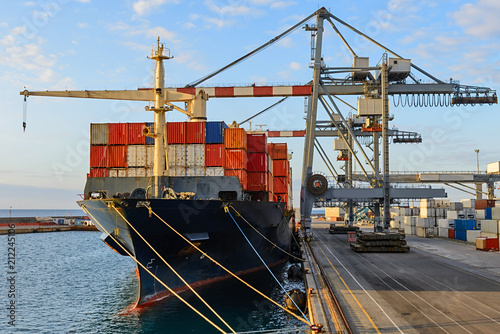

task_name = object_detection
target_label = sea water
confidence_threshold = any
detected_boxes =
[0,229,308,333]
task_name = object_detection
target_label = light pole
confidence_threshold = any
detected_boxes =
[474,149,480,173]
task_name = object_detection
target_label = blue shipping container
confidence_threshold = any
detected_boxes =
[205,121,228,144]
[145,122,155,145]
[455,229,467,241]
[485,207,492,220]
[454,219,478,230]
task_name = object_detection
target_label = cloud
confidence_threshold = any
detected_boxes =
[270,1,297,9]
[108,21,179,44]
[133,0,180,16]
[23,1,36,6]
[77,22,88,28]
[204,0,263,17]
[289,61,301,70]
[450,0,500,38]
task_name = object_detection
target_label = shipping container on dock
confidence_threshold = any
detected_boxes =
[476,237,499,251]
[186,122,205,144]
[107,146,127,168]
[108,123,127,145]
[448,229,455,239]
[90,146,108,168]
[90,123,108,145]
[225,149,247,170]
[167,122,186,144]
[225,169,247,190]
[247,152,267,172]
[224,128,247,149]
[455,229,467,241]
[205,121,227,144]
[247,172,268,192]
[205,144,225,167]
[247,133,267,153]
[268,143,287,160]
[127,123,146,145]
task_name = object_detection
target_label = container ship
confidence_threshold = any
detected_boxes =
[76,41,295,306]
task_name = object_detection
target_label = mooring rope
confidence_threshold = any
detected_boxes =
[110,205,236,334]
[228,205,303,261]
[145,204,311,325]
[226,209,311,325]
[80,204,229,334]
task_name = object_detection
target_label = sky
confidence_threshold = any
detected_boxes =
[0,0,499,209]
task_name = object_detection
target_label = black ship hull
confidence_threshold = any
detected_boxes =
[79,198,292,306]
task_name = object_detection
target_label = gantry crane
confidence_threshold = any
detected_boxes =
[21,8,497,236]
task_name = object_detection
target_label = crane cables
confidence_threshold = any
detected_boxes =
[238,97,288,127]
[186,11,318,87]
[392,93,451,108]
[225,208,312,325]
[110,204,236,334]
[80,204,232,334]
[145,204,312,325]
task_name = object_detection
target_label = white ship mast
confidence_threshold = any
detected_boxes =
[21,38,209,199]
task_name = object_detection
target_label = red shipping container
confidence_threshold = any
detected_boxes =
[90,146,108,168]
[205,144,225,167]
[127,123,146,145]
[448,229,455,239]
[225,149,247,170]
[225,169,247,190]
[268,143,287,160]
[109,123,127,145]
[273,176,288,194]
[273,193,288,203]
[272,160,288,176]
[268,172,274,194]
[224,128,247,149]
[247,172,268,191]
[247,153,267,172]
[476,237,499,251]
[186,122,205,144]
[247,133,267,153]
[90,168,108,177]
[108,146,127,167]
[167,122,186,144]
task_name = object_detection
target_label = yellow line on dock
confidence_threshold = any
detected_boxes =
[318,245,381,334]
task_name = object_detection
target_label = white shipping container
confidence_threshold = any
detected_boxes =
[186,167,205,176]
[325,207,345,218]
[205,167,225,177]
[169,166,186,176]
[438,218,449,228]
[146,168,153,177]
[447,211,458,219]
[491,207,500,220]
[109,169,118,177]
[481,220,499,234]
[127,145,147,167]
[448,219,455,228]
[480,231,498,239]
[487,161,500,174]
[146,146,154,168]
[186,144,205,167]
[90,123,108,145]
[476,210,486,220]
[461,199,475,209]
[438,228,449,238]
[118,169,128,177]
[464,208,475,219]
[466,230,481,244]
[168,145,186,167]
[412,208,420,216]
[436,208,445,218]
[404,224,413,235]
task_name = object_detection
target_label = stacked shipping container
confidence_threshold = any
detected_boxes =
[89,122,292,204]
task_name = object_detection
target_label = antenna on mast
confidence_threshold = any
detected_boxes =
[23,87,27,132]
